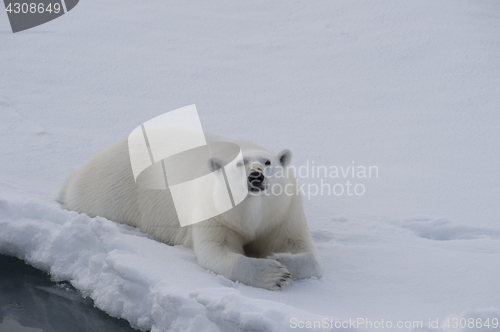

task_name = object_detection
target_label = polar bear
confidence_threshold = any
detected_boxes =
[60,133,322,290]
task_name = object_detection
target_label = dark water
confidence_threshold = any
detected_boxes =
[0,254,138,332]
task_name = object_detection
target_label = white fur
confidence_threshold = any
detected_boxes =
[60,133,322,290]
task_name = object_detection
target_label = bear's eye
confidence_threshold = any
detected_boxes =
[237,162,243,167]
[265,160,271,166]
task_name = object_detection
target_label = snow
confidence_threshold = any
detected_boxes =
[0,197,346,331]
[1,0,499,331]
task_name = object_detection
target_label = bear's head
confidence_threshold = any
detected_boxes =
[207,147,295,232]
[207,148,293,197]
[240,149,292,196]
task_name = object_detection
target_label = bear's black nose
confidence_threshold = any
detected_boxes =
[248,171,265,188]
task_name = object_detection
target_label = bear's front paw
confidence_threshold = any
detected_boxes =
[268,252,322,279]
[254,259,291,291]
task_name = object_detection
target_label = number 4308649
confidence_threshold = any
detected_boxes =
[443,317,498,329]
[5,3,62,14]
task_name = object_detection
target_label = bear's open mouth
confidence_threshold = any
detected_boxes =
[248,170,265,193]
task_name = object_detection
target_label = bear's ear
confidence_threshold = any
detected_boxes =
[207,157,225,172]
[277,149,292,167]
